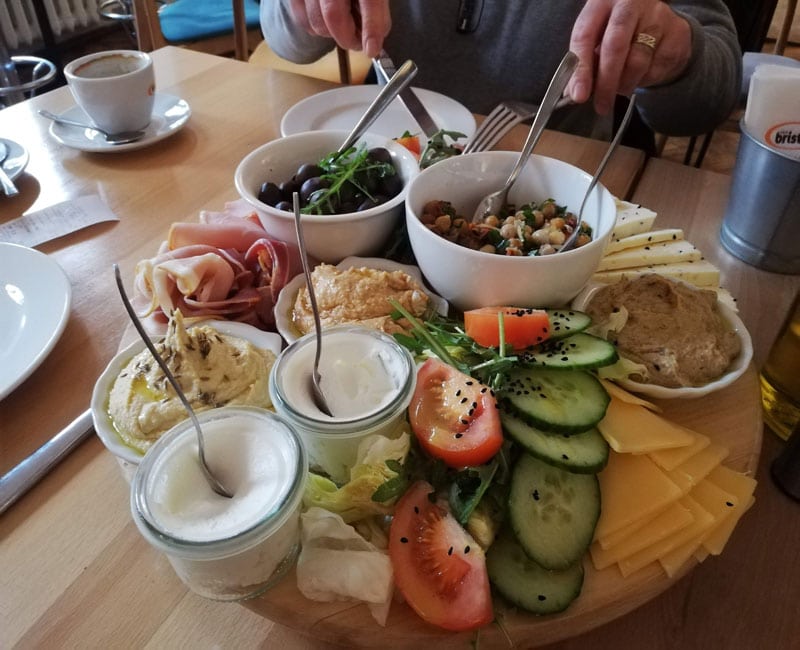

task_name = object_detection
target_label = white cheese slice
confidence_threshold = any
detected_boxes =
[605,228,684,255]
[597,240,703,271]
[611,200,658,239]
[592,260,721,288]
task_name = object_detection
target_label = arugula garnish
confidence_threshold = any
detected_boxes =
[419,129,467,169]
[302,144,397,215]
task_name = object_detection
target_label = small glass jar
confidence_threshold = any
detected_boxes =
[270,325,416,484]
[130,406,307,601]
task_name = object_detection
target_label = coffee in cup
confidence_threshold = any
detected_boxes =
[64,50,155,134]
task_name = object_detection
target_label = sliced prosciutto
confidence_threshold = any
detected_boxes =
[133,205,300,331]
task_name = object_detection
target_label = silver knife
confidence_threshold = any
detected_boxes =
[373,50,440,138]
[0,409,94,515]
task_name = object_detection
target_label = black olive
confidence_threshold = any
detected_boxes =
[378,174,403,198]
[300,177,331,203]
[274,200,293,212]
[279,179,300,200]
[295,163,325,185]
[339,201,357,213]
[257,181,282,206]
[367,147,393,165]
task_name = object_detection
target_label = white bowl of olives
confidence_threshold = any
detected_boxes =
[235,130,420,263]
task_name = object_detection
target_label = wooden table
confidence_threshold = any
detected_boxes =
[1,47,798,650]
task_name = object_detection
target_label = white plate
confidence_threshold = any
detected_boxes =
[0,243,72,400]
[47,92,191,153]
[275,256,449,344]
[280,85,476,144]
[91,320,283,467]
[571,281,753,399]
[0,138,29,182]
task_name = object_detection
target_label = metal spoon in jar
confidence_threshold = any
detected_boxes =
[113,264,234,499]
[471,51,579,223]
[38,109,146,145]
[559,94,637,253]
[292,192,333,417]
[337,59,418,154]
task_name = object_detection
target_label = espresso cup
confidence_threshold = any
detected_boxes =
[64,50,155,134]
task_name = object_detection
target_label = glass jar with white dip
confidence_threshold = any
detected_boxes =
[130,406,307,601]
[269,325,416,484]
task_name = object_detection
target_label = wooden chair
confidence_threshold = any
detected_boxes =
[131,0,262,61]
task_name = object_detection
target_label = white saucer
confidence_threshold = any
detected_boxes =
[0,243,72,400]
[0,138,29,182]
[47,92,191,153]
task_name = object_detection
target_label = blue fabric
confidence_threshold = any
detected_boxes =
[160,0,261,43]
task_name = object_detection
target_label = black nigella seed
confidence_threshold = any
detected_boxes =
[448,546,453,556]
[726,501,734,507]
[466,381,474,385]
[532,489,540,501]
[455,433,463,439]
[461,418,469,425]
[562,454,569,460]
[400,537,408,544]
[538,595,546,601]
[414,506,419,514]
[481,387,487,393]
[456,389,462,397]
[464,545,471,554]
[461,397,468,404]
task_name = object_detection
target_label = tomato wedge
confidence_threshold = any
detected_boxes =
[394,132,421,158]
[409,358,503,468]
[389,481,493,631]
[464,306,551,350]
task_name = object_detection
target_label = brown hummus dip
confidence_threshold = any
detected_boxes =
[584,274,741,388]
[292,264,430,335]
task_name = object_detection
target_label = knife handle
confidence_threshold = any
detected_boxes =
[457,0,484,33]
[0,409,94,515]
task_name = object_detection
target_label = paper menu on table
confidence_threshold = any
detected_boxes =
[743,64,800,160]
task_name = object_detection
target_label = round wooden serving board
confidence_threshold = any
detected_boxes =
[245,366,762,648]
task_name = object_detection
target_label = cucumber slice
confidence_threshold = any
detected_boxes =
[487,529,584,615]
[500,412,609,474]
[545,309,592,341]
[520,332,618,370]
[500,367,610,433]
[508,453,600,570]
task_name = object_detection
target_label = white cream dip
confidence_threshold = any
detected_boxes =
[131,407,306,601]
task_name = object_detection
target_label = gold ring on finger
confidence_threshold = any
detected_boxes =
[633,32,658,50]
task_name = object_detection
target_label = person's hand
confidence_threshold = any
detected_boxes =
[567,0,693,115]
[289,0,391,58]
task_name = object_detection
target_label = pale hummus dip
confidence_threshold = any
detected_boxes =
[108,312,276,454]
[292,264,430,335]
[584,274,741,388]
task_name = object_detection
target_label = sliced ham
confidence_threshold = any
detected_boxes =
[134,209,300,331]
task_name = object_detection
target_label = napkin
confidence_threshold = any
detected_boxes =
[743,64,800,160]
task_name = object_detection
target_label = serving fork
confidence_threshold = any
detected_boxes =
[463,96,573,154]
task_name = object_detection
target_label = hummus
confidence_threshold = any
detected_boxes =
[584,274,741,388]
[108,311,276,454]
[292,264,430,335]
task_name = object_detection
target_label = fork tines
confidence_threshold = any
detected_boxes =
[463,100,537,154]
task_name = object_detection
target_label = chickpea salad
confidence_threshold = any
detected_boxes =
[421,198,593,256]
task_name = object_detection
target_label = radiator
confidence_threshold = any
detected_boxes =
[1,0,106,50]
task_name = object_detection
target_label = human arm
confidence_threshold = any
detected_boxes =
[567,0,741,136]
[260,0,390,62]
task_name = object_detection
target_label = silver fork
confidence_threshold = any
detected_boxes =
[463,97,573,154]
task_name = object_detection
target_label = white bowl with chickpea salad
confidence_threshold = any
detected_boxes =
[405,151,616,312]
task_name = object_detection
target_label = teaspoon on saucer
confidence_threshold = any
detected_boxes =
[38,109,146,145]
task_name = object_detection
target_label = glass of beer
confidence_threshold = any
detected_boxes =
[761,291,800,440]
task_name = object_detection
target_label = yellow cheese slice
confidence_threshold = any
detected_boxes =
[595,451,684,540]
[666,442,730,489]
[658,479,739,577]
[597,240,703,272]
[618,495,715,577]
[715,287,739,313]
[701,494,755,557]
[599,378,662,412]
[592,259,721,288]
[591,501,694,569]
[701,465,758,555]
[649,429,711,471]
[598,397,696,454]
[611,200,658,239]
[604,228,684,255]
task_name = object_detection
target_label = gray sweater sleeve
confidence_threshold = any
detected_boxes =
[260,0,742,138]
[636,3,742,136]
